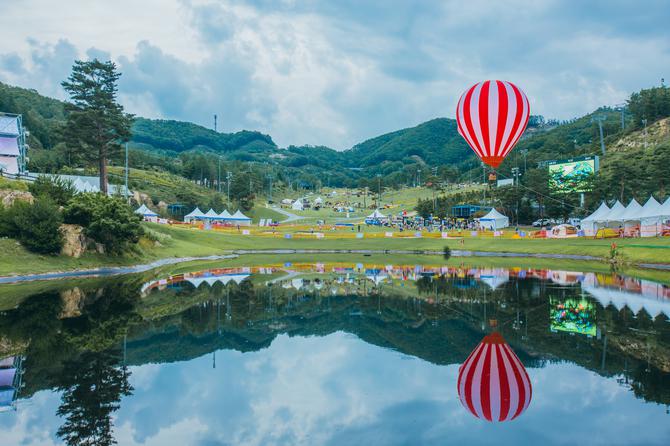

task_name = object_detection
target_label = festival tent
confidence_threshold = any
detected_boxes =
[135,204,159,222]
[230,210,252,226]
[204,209,220,221]
[597,200,625,225]
[639,196,663,236]
[620,199,643,234]
[478,208,509,230]
[218,210,232,220]
[581,202,610,236]
[184,207,205,223]
[367,209,387,219]
[314,197,323,204]
[292,200,304,211]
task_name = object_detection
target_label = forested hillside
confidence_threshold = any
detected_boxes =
[2,79,670,220]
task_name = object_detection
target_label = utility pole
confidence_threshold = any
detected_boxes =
[520,149,528,174]
[124,142,129,203]
[226,171,232,206]
[591,115,606,156]
[214,114,218,132]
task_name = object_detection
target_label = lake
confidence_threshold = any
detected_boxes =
[0,258,669,445]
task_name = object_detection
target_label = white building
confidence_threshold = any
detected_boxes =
[0,113,27,175]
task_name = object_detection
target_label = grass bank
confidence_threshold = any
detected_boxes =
[1,223,670,278]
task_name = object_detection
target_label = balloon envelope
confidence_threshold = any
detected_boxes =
[456,80,530,169]
[457,331,532,422]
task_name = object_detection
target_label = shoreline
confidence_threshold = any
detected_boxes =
[2,248,669,284]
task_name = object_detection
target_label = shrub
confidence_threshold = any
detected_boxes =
[28,175,76,206]
[1,199,63,254]
[64,193,142,253]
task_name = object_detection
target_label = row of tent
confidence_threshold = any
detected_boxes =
[582,196,670,236]
[183,207,252,225]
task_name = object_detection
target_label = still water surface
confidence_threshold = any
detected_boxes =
[0,261,669,445]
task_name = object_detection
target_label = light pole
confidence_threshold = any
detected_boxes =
[226,171,232,206]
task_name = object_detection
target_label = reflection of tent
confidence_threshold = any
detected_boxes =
[583,284,670,318]
[581,202,610,236]
[366,273,389,285]
[292,200,304,211]
[184,207,205,223]
[478,209,509,230]
[478,268,509,289]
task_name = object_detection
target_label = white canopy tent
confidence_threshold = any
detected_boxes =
[229,210,252,226]
[291,200,304,211]
[620,199,642,232]
[203,209,220,221]
[135,204,158,221]
[218,210,232,220]
[598,200,625,226]
[366,209,387,220]
[639,196,663,236]
[581,202,610,236]
[184,207,205,223]
[478,208,509,230]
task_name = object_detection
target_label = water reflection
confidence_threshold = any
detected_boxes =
[0,262,669,444]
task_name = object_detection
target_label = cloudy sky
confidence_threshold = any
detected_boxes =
[0,0,668,149]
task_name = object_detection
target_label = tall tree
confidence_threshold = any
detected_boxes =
[61,60,133,194]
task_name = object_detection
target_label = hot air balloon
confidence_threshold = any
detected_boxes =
[457,331,532,422]
[456,80,530,169]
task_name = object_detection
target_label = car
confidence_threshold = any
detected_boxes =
[532,218,551,227]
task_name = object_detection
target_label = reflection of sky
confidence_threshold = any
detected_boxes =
[1,332,669,445]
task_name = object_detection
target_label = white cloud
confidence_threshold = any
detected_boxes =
[0,0,668,149]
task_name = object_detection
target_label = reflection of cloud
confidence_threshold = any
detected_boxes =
[2,334,670,445]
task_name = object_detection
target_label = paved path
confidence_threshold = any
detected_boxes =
[270,206,304,222]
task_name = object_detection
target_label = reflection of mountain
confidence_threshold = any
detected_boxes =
[2,266,669,408]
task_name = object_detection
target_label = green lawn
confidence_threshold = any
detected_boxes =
[2,223,670,278]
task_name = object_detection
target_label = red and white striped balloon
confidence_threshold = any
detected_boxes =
[457,331,532,422]
[456,80,530,169]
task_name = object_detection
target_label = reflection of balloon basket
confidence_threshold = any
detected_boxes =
[458,331,532,422]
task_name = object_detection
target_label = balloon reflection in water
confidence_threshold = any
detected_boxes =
[457,332,532,422]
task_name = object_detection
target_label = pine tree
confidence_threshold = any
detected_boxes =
[61,60,133,194]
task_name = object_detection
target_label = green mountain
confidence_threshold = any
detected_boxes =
[349,118,471,168]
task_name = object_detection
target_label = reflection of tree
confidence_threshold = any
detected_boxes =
[56,350,133,446]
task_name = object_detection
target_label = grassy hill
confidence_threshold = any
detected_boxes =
[348,118,471,169]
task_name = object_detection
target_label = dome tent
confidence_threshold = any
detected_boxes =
[478,208,509,230]
[292,200,304,211]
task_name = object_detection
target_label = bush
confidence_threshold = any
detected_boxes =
[28,175,76,206]
[1,199,63,254]
[64,193,142,253]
